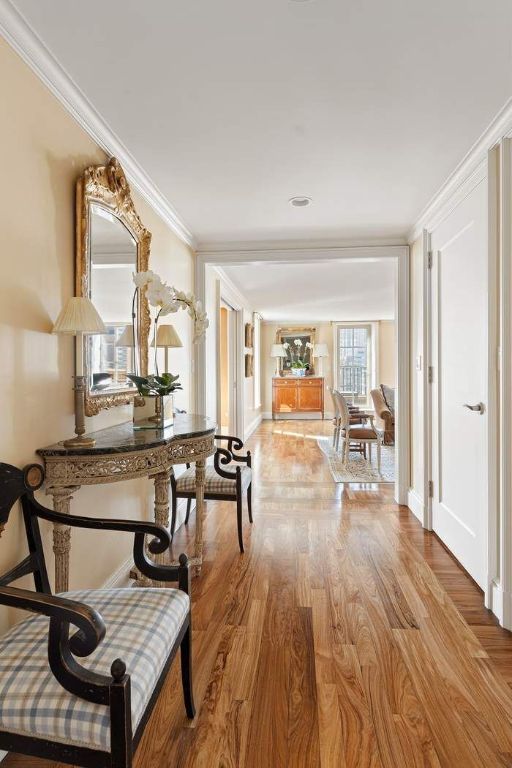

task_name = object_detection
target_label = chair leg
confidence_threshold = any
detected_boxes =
[170,493,177,538]
[237,495,244,553]
[185,498,192,525]
[180,621,196,719]
[247,483,253,523]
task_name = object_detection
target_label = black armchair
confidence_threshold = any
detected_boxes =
[0,462,194,768]
[170,434,253,553]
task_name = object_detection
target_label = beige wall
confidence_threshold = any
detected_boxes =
[261,320,395,415]
[0,39,195,632]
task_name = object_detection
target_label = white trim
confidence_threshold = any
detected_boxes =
[0,1,195,248]
[409,97,512,241]
[487,144,501,612]
[407,488,425,524]
[198,236,408,252]
[244,413,262,441]
[197,244,407,264]
[102,555,133,589]
[262,411,273,420]
[196,244,409,506]
[496,138,512,626]
[422,229,433,530]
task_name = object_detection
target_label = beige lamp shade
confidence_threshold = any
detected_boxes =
[271,343,286,358]
[116,325,135,347]
[52,297,106,335]
[153,324,183,348]
[314,343,329,358]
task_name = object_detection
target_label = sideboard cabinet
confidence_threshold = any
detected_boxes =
[272,376,324,419]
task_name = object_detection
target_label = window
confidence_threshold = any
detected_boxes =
[335,324,372,406]
[253,313,261,408]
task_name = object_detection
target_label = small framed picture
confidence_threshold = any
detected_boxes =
[245,353,253,377]
[245,323,254,348]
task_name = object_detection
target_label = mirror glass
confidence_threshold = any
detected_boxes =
[88,203,137,394]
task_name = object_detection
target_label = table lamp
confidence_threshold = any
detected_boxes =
[271,343,286,376]
[153,324,183,373]
[314,342,329,377]
[53,297,106,448]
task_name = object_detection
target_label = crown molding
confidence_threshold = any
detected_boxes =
[409,96,512,242]
[197,235,407,254]
[0,0,195,248]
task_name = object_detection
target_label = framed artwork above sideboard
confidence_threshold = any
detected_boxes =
[276,326,316,375]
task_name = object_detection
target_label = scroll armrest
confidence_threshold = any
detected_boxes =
[0,585,116,704]
[29,500,189,591]
[215,434,251,465]
[214,447,238,479]
[30,501,171,555]
[0,586,105,656]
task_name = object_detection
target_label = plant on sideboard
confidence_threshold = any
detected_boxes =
[283,339,313,376]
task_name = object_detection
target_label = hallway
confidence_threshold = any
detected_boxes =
[8,420,512,768]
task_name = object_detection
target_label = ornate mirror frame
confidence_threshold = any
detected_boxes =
[76,157,151,416]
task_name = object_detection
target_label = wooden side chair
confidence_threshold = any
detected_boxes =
[329,387,367,456]
[0,462,195,768]
[333,391,382,472]
[170,434,252,553]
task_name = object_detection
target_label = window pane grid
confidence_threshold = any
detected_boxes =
[337,325,371,405]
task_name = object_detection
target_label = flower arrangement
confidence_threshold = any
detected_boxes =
[129,270,209,377]
[283,339,313,370]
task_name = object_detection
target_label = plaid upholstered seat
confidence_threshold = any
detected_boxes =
[175,465,252,495]
[0,587,189,751]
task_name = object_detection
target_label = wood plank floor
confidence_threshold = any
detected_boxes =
[6,419,512,768]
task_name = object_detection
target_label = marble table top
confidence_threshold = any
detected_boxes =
[37,414,217,457]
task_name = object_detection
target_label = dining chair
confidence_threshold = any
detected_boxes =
[333,391,382,472]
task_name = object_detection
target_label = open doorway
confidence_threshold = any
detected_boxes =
[218,300,237,435]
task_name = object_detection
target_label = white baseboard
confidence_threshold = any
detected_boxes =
[244,413,262,441]
[0,750,6,762]
[407,488,425,524]
[491,580,512,630]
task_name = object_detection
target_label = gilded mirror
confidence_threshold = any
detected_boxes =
[76,157,151,415]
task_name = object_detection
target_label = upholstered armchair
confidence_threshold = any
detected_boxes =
[370,386,395,445]
[0,462,194,768]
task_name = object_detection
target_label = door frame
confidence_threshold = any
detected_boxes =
[215,280,243,438]
[196,244,410,505]
[423,157,501,615]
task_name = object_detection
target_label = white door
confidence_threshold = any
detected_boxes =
[430,180,488,589]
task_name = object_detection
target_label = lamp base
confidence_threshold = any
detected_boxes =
[62,435,96,449]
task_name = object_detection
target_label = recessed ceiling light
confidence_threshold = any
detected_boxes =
[289,196,312,207]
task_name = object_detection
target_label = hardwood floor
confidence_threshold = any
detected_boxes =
[6,419,512,768]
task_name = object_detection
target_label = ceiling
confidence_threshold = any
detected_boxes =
[221,260,395,321]
[9,0,512,244]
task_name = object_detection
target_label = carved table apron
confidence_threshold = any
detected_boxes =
[37,415,216,592]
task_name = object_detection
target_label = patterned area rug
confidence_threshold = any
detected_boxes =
[317,438,395,483]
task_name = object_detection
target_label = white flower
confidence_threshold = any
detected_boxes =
[294,339,302,347]
[159,298,180,316]
[133,270,159,288]
[282,342,290,349]
[147,281,172,308]
[306,342,313,349]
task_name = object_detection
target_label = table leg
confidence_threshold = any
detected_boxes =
[153,469,172,585]
[51,486,79,593]
[194,458,206,576]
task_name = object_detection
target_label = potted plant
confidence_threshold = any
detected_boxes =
[128,373,182,429]
[283,339,313,376]
[129,270,208,428]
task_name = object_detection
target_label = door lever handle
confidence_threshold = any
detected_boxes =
[463,402,485,414]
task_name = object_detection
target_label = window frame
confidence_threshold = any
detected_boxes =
[332,321,379,408]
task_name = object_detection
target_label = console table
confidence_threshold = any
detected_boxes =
[37,415,216,592]
[272,376,324,419]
